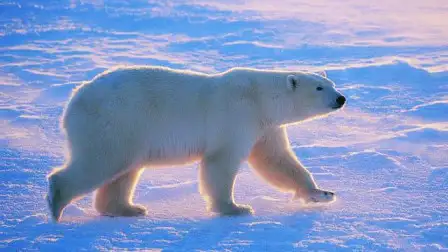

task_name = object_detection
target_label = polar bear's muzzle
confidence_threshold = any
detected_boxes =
[332,95,346,109]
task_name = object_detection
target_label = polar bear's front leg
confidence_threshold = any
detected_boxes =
[248,127,336,204]
[94,169,147,217]
[199,151,254,216]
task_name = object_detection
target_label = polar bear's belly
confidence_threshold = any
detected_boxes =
[142,127,205,167]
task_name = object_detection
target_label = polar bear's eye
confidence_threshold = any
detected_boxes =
[316,87,323,91]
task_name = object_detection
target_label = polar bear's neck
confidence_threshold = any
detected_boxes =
[216,70,296,129]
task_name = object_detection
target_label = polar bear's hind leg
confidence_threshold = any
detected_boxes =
[94,169,147,217]
[46,157,130,222]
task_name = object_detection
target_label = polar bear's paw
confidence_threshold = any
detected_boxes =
[298,189,336,204]
[211,203,254,216]
[47,174,69,222]
[101,204,148,217]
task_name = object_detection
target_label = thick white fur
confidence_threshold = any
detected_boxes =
[47,66,343,221]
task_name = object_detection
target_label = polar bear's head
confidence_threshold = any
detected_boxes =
[262,71,345,126]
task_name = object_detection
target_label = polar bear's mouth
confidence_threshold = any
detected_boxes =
[332,104,343,109]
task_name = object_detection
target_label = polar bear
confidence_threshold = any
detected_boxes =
[46,66,346,222]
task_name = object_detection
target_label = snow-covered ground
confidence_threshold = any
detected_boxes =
[1,1,447,251]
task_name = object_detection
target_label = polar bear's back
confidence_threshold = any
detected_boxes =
[63,67,215,164]
[80,66,213,103]
[67,66,214,117]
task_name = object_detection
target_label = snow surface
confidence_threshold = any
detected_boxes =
[1,1,447,251]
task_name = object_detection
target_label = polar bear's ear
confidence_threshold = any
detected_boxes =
[316,70,327,78]
[286,75,299,91]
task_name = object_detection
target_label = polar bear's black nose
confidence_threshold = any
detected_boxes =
[336,96,346,106]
